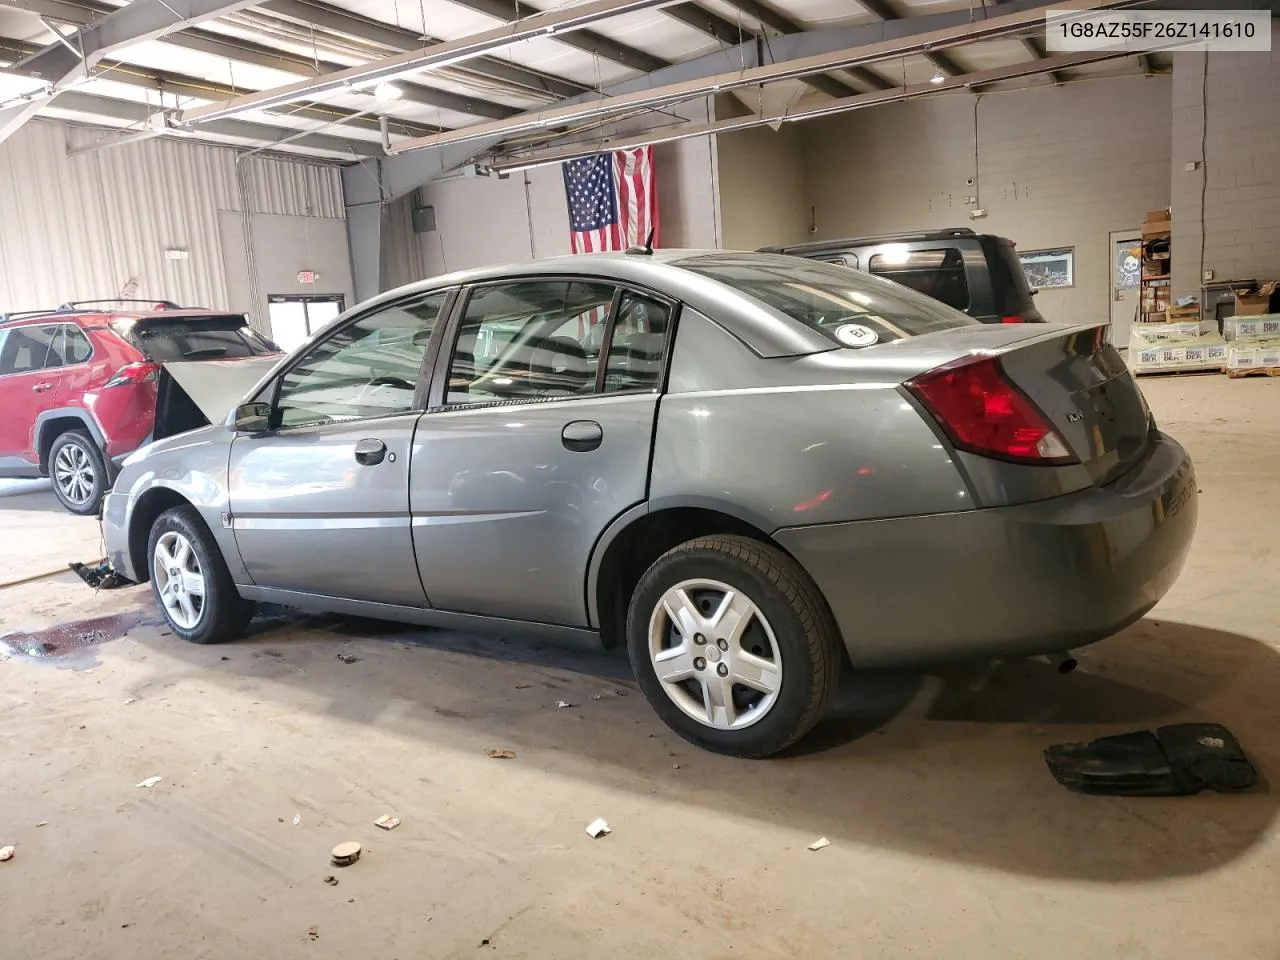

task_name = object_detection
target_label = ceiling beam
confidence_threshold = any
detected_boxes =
[257,0,586,99]
[17,0,265,83]
[383,0,1144,155]
[442,0,667,73]
[711,0,896,91]
[0,35,439,135]
[177,0,674,125]
[0,0,530,118]
[48,89,383,154]
[856,0,965,77]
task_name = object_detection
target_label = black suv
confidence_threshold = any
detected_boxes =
[761,228,1044,324]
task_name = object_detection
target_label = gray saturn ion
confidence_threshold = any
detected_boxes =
[102,251,1197,757]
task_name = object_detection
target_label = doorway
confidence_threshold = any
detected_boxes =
[1109,231,1142,350]
[266,295,345,352]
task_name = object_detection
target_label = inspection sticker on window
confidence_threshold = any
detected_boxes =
[1045,9,1271,53]
[833,323,879,348]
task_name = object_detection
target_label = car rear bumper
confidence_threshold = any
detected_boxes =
[773,432,1197,668]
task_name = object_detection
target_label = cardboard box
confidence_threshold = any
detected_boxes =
[1223,313,1280,341]
[1166,306,1201,322]
[1142,222,1172,238]
[1130,333,1227,374]
[1226,337,1280,370]
[1144,208,1171,224]
[1233,281,1277,316]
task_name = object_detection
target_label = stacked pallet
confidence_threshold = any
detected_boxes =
[1130,318,1227,375]
[1225,313,1280,378]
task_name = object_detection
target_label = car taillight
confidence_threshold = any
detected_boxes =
[103,362,160,388]
[906,356,1077,465]
[1000,315,1024,324]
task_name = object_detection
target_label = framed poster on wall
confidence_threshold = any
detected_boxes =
[1018,247,1075,289]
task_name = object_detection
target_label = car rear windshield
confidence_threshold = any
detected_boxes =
[679,254,977,346]
[111,315,279,361]
[867,246,970,311]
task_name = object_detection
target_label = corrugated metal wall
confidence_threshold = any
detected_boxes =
[0,120,346,313]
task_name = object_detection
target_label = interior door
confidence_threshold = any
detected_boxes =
[1110,231,1142,349]
[411,279,674,626]
[0,323,65,464]
[227,291,447,605]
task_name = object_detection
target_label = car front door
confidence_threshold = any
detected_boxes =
[411,278,675,626]
[0,323,66,467]
[227,290,449,606]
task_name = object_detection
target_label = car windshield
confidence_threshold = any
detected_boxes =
[678,254,977,346]
[112,315,279,361]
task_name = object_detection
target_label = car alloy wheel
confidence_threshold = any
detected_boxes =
[647,578,783,731]
[153,531,207,630]
[53,441,96,507]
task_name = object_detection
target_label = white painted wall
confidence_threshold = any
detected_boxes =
[716,124,810,251]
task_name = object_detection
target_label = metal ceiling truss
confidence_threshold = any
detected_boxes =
[856,0,965,77]
[176,0,680,125]
[488,48,1149,172]
[383,0,1147,156]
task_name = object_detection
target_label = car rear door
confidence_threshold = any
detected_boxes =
[0,323,66,466]
[226,290,449,606]
[410,277,674,626]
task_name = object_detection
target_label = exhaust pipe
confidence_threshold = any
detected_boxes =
[1040,650,1078,674]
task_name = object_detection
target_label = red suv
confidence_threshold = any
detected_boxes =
[0,301,280,514]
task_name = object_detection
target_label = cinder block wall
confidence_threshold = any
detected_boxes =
[1170,26,1280,298]
[792,75,1173,326]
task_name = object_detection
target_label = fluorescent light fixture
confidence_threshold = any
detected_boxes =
[373,82,403,101]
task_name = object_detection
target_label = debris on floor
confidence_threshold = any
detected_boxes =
[486,748,517,759]
[373,815,400,830]
[292,813,301,826]
[1045,723,1259,796]
[514,683,532,689]
[135,776,162,789]
[324,875,339,886]
[807,837,831,852]
[555,700,574,709]
[307,926,319,941]
[585,818,611,839]
[336,653,360,664]
[331,841,361,867]
[35,822,46,828]
[124,698,136,705]
[69,560,128,591]
[0,845,14,862]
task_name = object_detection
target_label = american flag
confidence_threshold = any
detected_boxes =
[562,146,658,254]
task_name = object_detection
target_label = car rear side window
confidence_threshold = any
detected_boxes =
[603,293,670,393]
[868,247,970,311]
[679,255,975,347]
[0,324,62,375]
[112,315,278,361]
[446,280,616,405]
[63,325,93,364]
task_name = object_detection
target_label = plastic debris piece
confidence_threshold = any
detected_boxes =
[69,560,128,590]
[124,698,136,705]
[486,748,516,760]
[135,776,162,789]
[336,653,359,665]
[373,815,400,831]
[556,700,574,709]
[292,813,301,826]
[807,837,831,851]
[35,822,47,828]
[585,818,611,839]
[514,683,532,689]
[331,841,361,867]
[0,846,14,861]
[589,694,604,701]
[1045,723,1258,796]
[324,875,338,886]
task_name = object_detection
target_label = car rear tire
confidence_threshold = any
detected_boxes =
[626,535,842,758]
[48,429,108,516]
[147,506,255,645]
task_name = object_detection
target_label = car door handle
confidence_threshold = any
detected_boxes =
[32,381,53,393]
[562,420,603,452]
[354,438,387,466]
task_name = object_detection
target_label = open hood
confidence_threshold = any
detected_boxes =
[153,357,280,440]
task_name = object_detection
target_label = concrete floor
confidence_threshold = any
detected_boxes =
[1,375,1278,959]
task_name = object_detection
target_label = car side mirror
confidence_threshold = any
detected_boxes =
[233,401,272,433]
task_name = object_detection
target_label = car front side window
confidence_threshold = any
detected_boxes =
[274,293,445,429]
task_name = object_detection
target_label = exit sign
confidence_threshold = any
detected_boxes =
[297,270,318,284]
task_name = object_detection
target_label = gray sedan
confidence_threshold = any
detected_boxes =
[102,251,1197,757]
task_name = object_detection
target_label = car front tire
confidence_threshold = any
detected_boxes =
[147,505,255,644]
[626,535,842,758]
[48,429,109,515]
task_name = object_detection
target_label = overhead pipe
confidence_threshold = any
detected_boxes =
[485,48,1146,173]
[177,0,681,126]
[385,0,1150,156]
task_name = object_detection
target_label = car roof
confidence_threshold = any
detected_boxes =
[759,229,1004,255]
[355,249,837,359]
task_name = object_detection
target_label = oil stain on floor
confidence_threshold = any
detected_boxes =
[0,611,157,669]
